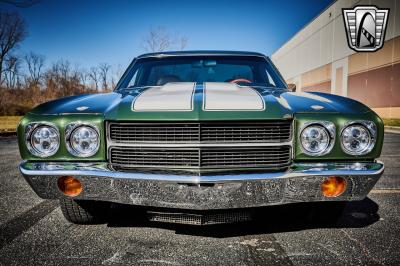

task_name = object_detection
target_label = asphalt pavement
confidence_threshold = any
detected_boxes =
[0,133,399,265]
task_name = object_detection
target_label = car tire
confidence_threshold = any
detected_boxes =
[311,201,347,225]
[59,198,109,224]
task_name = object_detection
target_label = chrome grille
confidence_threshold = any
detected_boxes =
[109,146,291,169]
[110,148,200,168]
[109,123,200,143]
[147,210,253,225]
[108,121,292,143]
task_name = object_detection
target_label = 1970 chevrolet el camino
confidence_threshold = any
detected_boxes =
[18,51,384,225]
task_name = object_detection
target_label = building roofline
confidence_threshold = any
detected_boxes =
[272,0,338,56]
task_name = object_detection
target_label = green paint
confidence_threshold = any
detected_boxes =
[294,112,383,161]
[18,113,106,161]
[18,85,384,162]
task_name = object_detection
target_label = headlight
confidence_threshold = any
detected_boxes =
[300,122,335,156]
[341,121,376,155]
[26,124,60,157]
[66,124,100,157]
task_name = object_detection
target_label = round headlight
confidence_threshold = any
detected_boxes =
[300,125,332,156]
[28,125,60,157]
[68,125,99,157]
[341,124,373,155]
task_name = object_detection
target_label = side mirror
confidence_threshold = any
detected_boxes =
[287,83,296,92]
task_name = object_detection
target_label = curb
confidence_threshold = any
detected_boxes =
[0,131,17,137]
[385,126,400,134]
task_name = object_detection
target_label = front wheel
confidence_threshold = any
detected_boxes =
[59,198,110,224]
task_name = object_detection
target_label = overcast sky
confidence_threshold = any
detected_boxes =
[1,0,334,70]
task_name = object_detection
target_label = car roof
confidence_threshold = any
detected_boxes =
[137,50,268,59]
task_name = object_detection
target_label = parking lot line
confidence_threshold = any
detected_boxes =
[370,189,400,194]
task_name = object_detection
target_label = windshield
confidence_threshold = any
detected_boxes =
[117,56,286,89]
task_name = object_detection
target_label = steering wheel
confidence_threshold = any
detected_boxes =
[229,78,252,84]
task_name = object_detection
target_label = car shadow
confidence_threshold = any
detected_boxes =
[106,198,380,238]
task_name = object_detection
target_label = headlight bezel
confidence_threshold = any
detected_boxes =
[299,121,336,157]
[25,122,60,157]
[65,122,100,157]
[340,120,376,155]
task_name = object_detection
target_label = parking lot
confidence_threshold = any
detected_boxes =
[0,133,399,265]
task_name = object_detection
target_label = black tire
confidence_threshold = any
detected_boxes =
[59,198,110,224]
[311,201,347,225]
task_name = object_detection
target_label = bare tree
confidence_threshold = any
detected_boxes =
[77,67,88,87]
[178,36,188,51]
[3,55,20,88]
[98,62,111,90]
[142,27,189,52]
[0,11,27,85]
[24,51,45,85]
[109,64,123,88]
[48,60,70,96]
[57,60,71,80]
[114,64,124,80]
[88,66,99,91]
[142,27,171,52]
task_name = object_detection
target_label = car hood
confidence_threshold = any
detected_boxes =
[29,82,372,120]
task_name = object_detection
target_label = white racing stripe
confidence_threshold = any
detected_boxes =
[203,82,265,111]
[132,82,196,111]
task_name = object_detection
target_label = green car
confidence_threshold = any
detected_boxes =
[18,51,384,225]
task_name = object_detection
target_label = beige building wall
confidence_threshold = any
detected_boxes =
[272,0,400,118]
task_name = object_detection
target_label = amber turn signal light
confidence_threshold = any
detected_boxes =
[321,176,347,197]
[58,176,82,197]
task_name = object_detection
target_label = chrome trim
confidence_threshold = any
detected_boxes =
[138,52,268,59]
[108,146,292,170]
[107,141,293,148]
[106,121,293,146]
[65,122,100,157]
[24,122,60,158]
[105,121,294,169]
[299,121,336,157]
[340,120,377,156]
[19,160,384,209]
[19,160,384,183]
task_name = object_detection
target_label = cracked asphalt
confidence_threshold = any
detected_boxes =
[0,133,399,265]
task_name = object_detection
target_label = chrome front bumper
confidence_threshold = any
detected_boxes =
[19,161,384,210]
